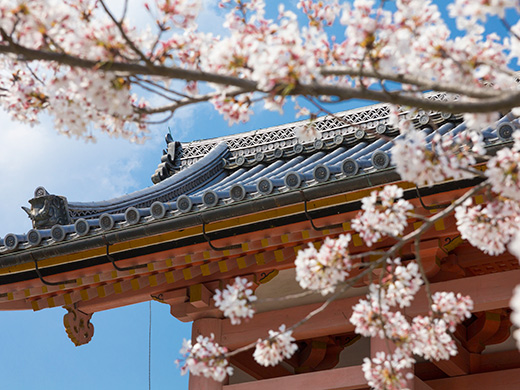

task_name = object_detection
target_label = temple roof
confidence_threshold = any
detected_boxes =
[0,98,517,260]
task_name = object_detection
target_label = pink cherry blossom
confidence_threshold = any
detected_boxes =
[352,185,413,246]
[455,198,520,256]
[392,130,478,187]
[362,350,414,390]
[214,277,257,325]
[486,146,520,201]
[431,291,473,332]
[295,234,351,295]
[253,325,298,366]
[178,334,233,382]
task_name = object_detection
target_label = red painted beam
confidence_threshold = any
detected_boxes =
[408,269,520,315]
[222,270,520,350]
[223,365,367,390]
[432,339,470,376]
[425,367,520,389]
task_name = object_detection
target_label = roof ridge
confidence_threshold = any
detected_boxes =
[173,92,450,171]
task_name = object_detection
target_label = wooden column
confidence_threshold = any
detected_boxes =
[189,318,225,390]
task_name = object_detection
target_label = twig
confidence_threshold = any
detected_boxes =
[320,66,500,99]
[99,0,153,66]
[414,236,433,309]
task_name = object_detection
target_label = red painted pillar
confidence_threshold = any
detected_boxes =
[189,318,225,390]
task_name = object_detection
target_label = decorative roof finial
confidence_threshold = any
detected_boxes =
[151,130,182,184]
[22,187,71,229]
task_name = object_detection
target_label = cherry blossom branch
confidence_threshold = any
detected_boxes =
[414,236,433,308]
[131,78,179,102]
[132,76,192,99]
[320,66,500,99]
[225,259,380,358]
[255,290,315,303]
[138,88,247,114]
[1,37,520,115]
[387,181,488,257]
[120,0,129,23]
[0,36,258,90]
[99,0,153,66]
[255,260,371,304]
[295,83,520,114]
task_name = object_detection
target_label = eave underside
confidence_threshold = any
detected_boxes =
[0,181,519,388]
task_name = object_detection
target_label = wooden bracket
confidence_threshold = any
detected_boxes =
[63,305,94,346]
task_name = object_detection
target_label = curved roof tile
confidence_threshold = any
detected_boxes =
[1,107,518,254]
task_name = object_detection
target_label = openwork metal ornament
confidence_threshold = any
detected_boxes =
[176,93,450,169]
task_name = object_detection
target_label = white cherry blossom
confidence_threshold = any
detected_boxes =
[392,130,478,187]
[431,291,473,332]
[510,285,520,350]
[486,146,520,201]
[214,277,257,325]
[253,325,298,367]
[352,185,413,246]
[410,317,457,361]
[463,112,500,131]
[294,122,319,142]
[380,259,423,309]
[295,234,351,295]
[362,350,414,390]
[455,198,520,256]
[178,334,233,382]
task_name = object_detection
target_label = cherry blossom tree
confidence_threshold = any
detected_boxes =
[3,0,520,389]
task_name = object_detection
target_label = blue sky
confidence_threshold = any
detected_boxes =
[0,1,516,388]
[0,90,308,389]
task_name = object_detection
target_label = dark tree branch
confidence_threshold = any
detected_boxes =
[320,66,501,99]
[1,38,520,114]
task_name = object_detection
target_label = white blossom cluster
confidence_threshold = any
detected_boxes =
[210,93,254,126]
[1,0,519,140]
[409,316,457,361]
[351,258,473,389]
[455,198,520,256]
[214,277,257,325]
[156,0,202,29]
[510,285,520,350]
[0,0,152,141]
[351,294,411,340]
[380,259,424,308]
[486,145,520,201]
[431,291,473,332]
[448,0,519,31]
[178,334,233,382]
[253,325,299,367]
[352,185,413,246]
[362,350,414,390]
[351,259,422,338]
[392,130,479,187]
[294,122,319,142]
[463,112,500,132]
[295,234,352,295]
